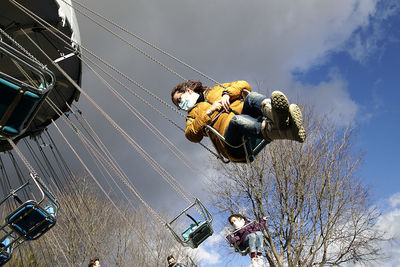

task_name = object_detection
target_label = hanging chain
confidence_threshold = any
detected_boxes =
[0,27,44,68]
[67,0,224,87]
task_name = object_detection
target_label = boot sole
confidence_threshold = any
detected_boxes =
[289,104,306,143]
[271,91,290,129]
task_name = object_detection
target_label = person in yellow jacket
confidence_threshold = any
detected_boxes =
[171,80,305,162]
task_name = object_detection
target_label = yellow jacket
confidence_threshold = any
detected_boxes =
[185,81,252,161]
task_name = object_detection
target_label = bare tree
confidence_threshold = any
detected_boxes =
[6,176,199,267]
[207,109,387,267]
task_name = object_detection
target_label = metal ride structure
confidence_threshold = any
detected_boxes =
[0,0,81,264]
[0,0,81,152]
[0,1,214,263]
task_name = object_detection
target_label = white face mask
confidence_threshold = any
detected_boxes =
[179,92,199,111]
[233,218,245,229]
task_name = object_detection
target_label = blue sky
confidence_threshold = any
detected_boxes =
[62,0,400,266]
[293,11,400,199]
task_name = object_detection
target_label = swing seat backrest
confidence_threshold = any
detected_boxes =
[181,221,213,248]
[181,220,203,241]
[0,77,45,137]
[7,201,56,240]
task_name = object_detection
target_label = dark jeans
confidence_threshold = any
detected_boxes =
[224,92,267,158]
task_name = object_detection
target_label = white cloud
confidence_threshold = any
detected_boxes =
[346,0,400,63]
[377,208,400,238]
[294,70,359,125]
[194,246,222,265]
[207,228,228,246]
[389,193,400,208]
[269,0,379,71]
[350,193,400,267]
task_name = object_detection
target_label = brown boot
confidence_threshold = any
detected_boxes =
[261,104,306,143]
[261,91,290,130]
[288,104,306,143]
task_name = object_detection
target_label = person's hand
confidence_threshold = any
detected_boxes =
[263,216,269,220]
[221,94,230,112]
[210,100,223,113]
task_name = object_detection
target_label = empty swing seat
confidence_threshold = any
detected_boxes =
[7,201,56,240]
[167,199,213,248]
[0,237,12,265]
[0,77,43,137]
[181,221,213,248]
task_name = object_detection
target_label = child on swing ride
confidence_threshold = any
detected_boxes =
[171,80,306,162]
[227,214,268,267]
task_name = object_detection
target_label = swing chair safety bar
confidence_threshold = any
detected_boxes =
[204,125,244,149]
[0,181,29,207]
[227,220,257,237]
[167,198,212,225]
[203,88,252,151]
[29,173,58,209]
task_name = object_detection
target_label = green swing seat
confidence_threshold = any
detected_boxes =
[166,199,213,249]
[181,220,213,248]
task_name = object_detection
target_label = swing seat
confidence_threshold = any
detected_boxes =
[181,221,213,248]
[167,199,213,248]
[181,220,203,241]
[0,39,55,138]
[226,233,250,256]
[236,245,250,256]
[0,237,12,265]
[244,137,268,162]
[7,201,56,240]
[205,125,269,163]
[0,77,46,137]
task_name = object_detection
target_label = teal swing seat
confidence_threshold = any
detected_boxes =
[0,237,12,265]
[0,173,59,252]
[167,199,213,248]
[181,220,213,248]
[0,38,55,138]
[7,201,56,240]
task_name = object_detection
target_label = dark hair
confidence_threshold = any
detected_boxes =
[167,255,175,261]
[228,213,246,225]
[171,80,203,105]
[88,260,95,267]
